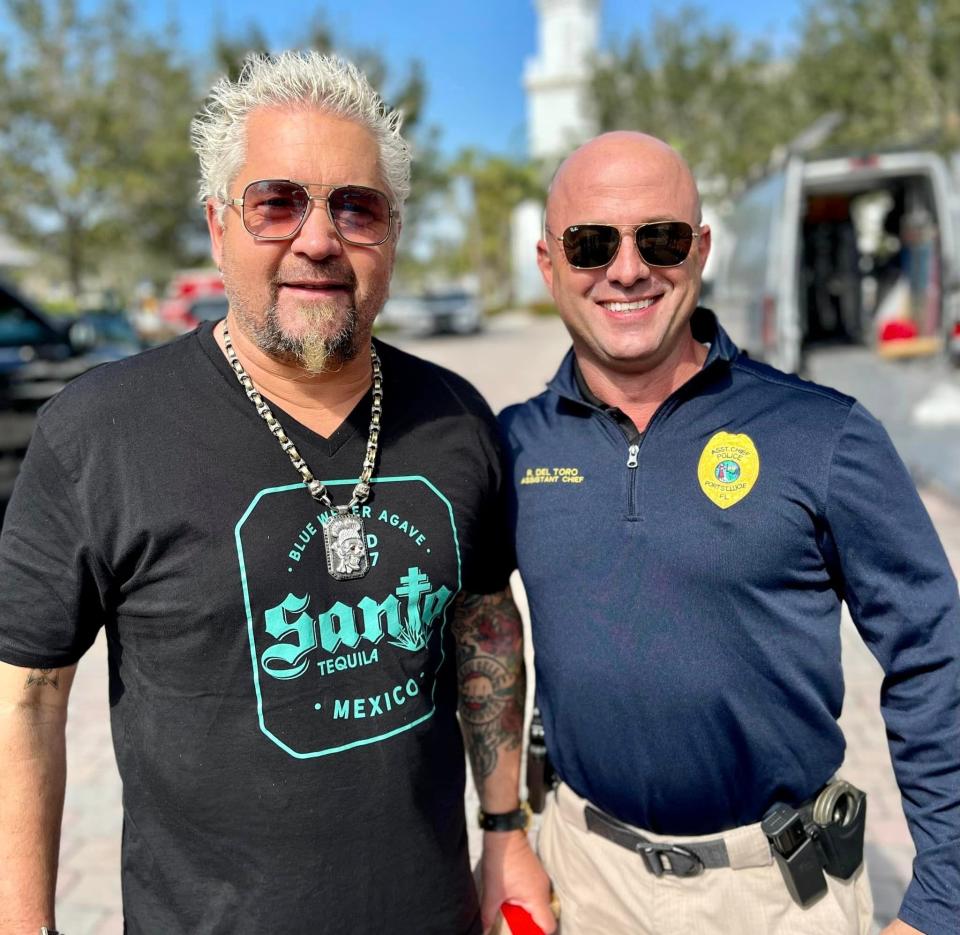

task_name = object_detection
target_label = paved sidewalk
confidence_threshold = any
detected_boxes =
[57,635,123,934]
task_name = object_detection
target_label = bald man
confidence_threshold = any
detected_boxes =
[499,132,960,935]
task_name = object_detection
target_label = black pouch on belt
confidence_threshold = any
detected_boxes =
[526,707,556,814]
[762,780,867,908]
[805,780,867,880]
[761,802,828,907]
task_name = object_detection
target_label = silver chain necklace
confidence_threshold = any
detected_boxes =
[222,321,382,581]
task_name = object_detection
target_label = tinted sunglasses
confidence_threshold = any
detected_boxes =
[551,221,700,269]
[227,179,396,245]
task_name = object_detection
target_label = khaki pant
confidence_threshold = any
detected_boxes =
[538,783,873,935]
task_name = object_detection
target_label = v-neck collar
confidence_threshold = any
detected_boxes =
[196,320,374,459]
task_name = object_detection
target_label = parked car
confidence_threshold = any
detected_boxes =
[159,292,229,333]
[0,280,136,517]
[159,269,227,334]
[71,309,143,357]
[184,293,229,326]
[380,289,483,336]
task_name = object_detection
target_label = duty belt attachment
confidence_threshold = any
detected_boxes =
[761,780,867,908]
[583,777,866,901]
[583,806,751,878]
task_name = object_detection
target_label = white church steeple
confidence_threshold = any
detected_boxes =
[524,0,601,161]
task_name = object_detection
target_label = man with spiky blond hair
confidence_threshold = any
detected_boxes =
[0,52,553,935]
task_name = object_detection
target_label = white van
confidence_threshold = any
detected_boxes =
[710,149,960,372]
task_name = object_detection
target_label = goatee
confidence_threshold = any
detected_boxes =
[261,301,360,374]
[219,248,366,372]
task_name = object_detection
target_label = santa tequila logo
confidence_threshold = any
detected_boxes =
[261,566,453,680]
[235,475,462,758]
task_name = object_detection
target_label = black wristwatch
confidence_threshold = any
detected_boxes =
[40,928,65,935]
[478,801,532,832]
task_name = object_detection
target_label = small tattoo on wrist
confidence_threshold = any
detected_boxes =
[26,668,60,689]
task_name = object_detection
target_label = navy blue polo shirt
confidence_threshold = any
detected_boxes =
[500,308,960,935]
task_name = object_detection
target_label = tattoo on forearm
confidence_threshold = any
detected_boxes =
[25,668,60,689]
[453,590,525,782]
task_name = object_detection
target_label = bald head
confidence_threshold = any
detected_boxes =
[546,132,701,232]
[535,130,711,383]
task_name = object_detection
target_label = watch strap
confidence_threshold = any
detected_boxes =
[478,801,532,832]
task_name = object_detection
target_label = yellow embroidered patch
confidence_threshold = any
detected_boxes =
[697,432,760,509]
[520,466,585,486]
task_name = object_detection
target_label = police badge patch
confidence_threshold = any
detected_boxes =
[697,431,760,509]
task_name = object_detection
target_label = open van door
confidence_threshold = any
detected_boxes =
[943,185,960,366]
[772,155,805,373]
[710,155,805,372]
[800,150,960,360]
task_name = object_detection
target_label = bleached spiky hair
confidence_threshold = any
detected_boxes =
[191,51,412,222]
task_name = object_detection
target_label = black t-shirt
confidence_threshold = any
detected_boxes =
[0,324,512,934]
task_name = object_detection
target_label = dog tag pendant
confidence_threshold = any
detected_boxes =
[323,512,370,580]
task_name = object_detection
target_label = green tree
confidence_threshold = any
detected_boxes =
[210,23,273,83]
[0,0,202,299]
[589,6,801,193]
[589,0,960,192]
[0,2,442,301]
[792,0,960,152]
[446,152,544,306]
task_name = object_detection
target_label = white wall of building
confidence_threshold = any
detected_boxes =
[511,199,549,304]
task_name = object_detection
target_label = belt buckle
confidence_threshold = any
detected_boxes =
[637,843,704,878]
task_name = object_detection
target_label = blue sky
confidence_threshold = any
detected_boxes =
[48,0,805,157]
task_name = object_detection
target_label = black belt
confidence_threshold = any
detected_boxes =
[584,804,765,878]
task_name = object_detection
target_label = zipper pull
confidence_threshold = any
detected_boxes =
[626,444,639,468]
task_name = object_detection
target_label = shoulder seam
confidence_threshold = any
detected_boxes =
[821,403,857,519]
[434,369,489,419]
[18,426,114,614]
[40,330,199,414]
[729,359,856,407]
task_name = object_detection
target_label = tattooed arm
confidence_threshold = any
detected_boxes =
[452,588,526,806]
[452,588,555,934]
[0,660,77,932]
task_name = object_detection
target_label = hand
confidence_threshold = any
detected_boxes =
[479,830,557,934]
[880,921,925,935]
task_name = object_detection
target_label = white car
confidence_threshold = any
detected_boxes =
[380,290,482,336]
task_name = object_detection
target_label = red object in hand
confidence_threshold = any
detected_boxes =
[500,902,544,935]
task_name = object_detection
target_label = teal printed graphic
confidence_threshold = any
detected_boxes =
[259,568,453,678]
[235,476,462,758]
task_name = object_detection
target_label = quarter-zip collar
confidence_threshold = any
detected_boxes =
[573,359,642,444]
[547,307,740,408]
